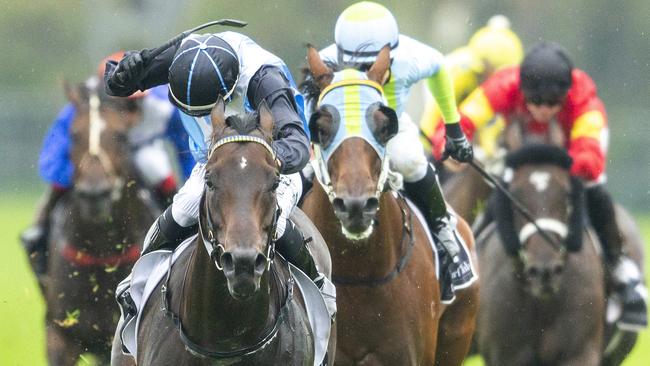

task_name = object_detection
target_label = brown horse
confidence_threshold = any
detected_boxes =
[112,100,334,365]
[475,143,607,365]
[44,82,154,365]
[301,46,478,365]
[447,122,644,364]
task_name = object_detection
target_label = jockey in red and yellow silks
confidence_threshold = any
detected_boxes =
[433,42,647,331]
[433,66,608,183]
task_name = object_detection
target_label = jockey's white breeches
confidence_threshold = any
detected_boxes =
[171,162,302,238]
[132,139,174,187]
[385,112,429,182]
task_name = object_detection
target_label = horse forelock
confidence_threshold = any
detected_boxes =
[505,144,572,170]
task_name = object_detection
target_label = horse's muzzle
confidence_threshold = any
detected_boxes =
[332,195,379,235]
[221,247,267,300]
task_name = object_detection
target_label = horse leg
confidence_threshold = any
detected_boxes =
[435,216,479,366]
[47,324,82,366]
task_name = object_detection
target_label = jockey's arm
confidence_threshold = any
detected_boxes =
[566,71,608,182]
[247,65,310,175]
[104,45,179,97]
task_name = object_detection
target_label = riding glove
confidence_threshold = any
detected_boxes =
[107,51,147,91]
[444,122,473,162]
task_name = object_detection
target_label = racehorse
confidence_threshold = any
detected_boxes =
[301,45,478,365]
[475,141,607,365]
[453,121,643,365]
[111,99,334,365]
[44,81,154,365]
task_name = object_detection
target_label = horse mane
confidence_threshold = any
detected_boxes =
[505,144,573,170]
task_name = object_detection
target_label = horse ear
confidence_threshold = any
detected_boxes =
[548,120,566,148]
[64,81,83,108]
[306,44,333,89]
[367,45,391,85]
[258,100,274,135]
[210,98,227,132]
[504,120,523,151]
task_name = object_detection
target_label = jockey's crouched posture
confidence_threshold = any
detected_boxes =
[20,52,195,277]
[432,42,647,330]
[105,32,331,320]
[313,1,476,301]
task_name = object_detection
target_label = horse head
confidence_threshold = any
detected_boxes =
[306,45,398,240]
[66,80,140,222]
[495,143,584,298]
[200,99,279,300]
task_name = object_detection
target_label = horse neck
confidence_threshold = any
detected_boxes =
[181,239,279,350]
[314,184,406,279]
[67,183,142,252]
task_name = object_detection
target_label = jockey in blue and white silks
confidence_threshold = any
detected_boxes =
[104,30,335,334]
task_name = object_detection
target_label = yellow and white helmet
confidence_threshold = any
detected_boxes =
[468,15,523,72]
[334,1,399,64]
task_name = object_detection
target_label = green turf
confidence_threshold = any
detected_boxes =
[1,193,648,365]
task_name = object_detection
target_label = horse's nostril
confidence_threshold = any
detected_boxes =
[254,253,267,275]
[221,252,234,272]
[552,263,564,275]
[527,266,540,277]
[365,197,379,212]
[332,198,346,213]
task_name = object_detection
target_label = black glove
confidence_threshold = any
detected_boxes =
[108,51,147,90]
[443,122,473,162]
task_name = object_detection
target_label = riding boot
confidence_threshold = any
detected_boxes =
[586,185,648,331]
[404,164,461,260]
[20,185,68,276]
[275,219,321,284]
[140,205,198,256]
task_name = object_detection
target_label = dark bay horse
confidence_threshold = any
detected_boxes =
[301,46,478,365]
[447,122,644,364]
[45,82,154,365]
[475,143,607,365]
[113,100,333,365]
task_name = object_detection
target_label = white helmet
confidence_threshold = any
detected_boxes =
[334,1,399,64]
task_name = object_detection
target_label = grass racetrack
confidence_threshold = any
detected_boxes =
[1,192,648,365]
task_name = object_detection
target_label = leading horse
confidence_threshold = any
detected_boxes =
[112,100,334,365]
[301,46,478,365]
[45,82,154,365]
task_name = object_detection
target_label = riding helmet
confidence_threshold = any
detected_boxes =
[467,15,523,72]
[520,42,573,105]
[334,1,399,63]
[168,34,240,116]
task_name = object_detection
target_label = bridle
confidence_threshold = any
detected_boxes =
[161,133,294,361]
[198,134,280,271]
[311,77,402,240]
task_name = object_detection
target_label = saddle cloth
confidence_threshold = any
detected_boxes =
[118,235,332,366]
[404,198,478,304]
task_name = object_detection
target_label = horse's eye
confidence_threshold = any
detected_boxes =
[205,179,215,190]
[271,178,280,191]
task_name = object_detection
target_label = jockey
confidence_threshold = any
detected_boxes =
[20,52,194,277]
[419,15,523,160]
[104,32,324,299]
[432,42,648,330]
[318,1,475,301]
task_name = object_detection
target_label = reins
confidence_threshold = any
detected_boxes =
[332,192,415,286]
[469,159,566,255]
